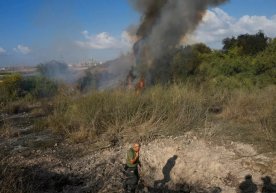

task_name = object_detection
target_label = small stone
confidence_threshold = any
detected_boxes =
[271,160,276,173]
[143,187,149,192]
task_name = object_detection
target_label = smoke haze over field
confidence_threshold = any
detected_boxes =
[128,0,229,73]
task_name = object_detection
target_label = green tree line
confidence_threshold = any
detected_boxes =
[151,31,276,89]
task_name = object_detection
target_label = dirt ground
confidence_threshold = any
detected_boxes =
[0,114,275,193]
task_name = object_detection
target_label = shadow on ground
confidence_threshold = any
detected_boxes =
[238,175,276,193]
[0,164,83,193]
[136,155,222,193]
[1,153,275,193]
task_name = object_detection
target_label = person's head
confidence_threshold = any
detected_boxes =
[133,143,141,152]
[245,175,252,181]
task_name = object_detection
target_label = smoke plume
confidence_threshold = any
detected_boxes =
[128,0,229,83]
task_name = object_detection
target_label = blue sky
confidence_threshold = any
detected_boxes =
[0,0,276,66]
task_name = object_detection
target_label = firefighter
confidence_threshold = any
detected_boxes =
[124,143,141,193]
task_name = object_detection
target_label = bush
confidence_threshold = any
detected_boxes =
[0,74,58,112]
[0,74,22,104]
[77,70,99,92]
[37,60,69,79]
[171,46,201,82]
[166,32,275,89]
[21,76,58,98]
[223,31,269,55]
[197,37,276,89]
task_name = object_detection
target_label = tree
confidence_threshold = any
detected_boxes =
[222,31,269,56]
[237,31,269,55]
[37,60,69,79]
[77,70,99,92]
[192,43,212,54]
[171,46,201,82]
[222,36,237,51]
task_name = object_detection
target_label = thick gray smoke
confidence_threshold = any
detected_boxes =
[128,0,229,81]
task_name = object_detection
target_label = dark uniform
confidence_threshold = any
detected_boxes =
[124,148,140,193]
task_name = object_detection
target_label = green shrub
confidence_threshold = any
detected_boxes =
[0,74,22,104]
[0,75,58,102]
[21,76,58,98]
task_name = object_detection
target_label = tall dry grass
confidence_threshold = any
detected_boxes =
[39,84,275,149]
[47,84,211,143]
[220,86,276,147]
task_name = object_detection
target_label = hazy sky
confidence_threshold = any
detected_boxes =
[0,0,276,66]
